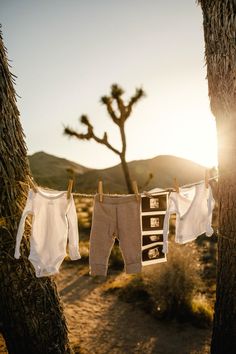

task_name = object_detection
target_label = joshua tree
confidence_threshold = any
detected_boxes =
[0,26,72,353]
[64,84,145,193]
[198,1,236,353]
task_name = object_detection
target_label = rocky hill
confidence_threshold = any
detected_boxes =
[28,151,208,193]
[28,151,90,190]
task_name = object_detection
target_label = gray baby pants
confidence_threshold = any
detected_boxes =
[89,194,142,276]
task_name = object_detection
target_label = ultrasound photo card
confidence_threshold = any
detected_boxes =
[141,193,168,212]
[141,214,165,231]
[142,233,164,246]
[142,244,166,265]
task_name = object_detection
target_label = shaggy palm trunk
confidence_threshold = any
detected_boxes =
[0,28,72,353]
[199,1,236,353]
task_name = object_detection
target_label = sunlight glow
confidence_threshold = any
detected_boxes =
[167,119,218,167]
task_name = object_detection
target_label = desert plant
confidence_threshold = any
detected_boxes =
[143,243,203,321]
[64,84,145,193]
[190,294,213,328]
[117,275,153,311]
[109,240,124,270]
[104,241,213,327]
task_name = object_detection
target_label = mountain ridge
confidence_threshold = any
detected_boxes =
[28,151,208,193]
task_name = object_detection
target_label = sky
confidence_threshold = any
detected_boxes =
[1,0,218,169]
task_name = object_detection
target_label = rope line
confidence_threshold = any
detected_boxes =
[0,174,219,196]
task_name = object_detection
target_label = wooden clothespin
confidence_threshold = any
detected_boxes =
[98,180,103,202]
[205,169,209,189]
[174,177,179,193]
[132,180,139,201]
[67,179,73,199]
[27,176,37,193]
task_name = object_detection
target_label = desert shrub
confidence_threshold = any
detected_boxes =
[142,242,211,324]
[75,197,93,231]
[104,274,153,312]
[103,273,131,293]
[190,294,213,328]
[118,275,151,309]
[104,241,213,327]
[109,240,124,270]
[78,240,90,262]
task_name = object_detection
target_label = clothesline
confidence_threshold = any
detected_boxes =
[2,176,236,245]
[0,174,219,198]
[0,173,219,218]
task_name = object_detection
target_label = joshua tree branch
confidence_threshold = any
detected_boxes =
[111,84,126,119]
[126,88,145,119]
[64,127,92,140]
[92,131,121,156]
[64,115,121,156]
[119,122,127,156]
[101,96,119,125]
[64,84,145,193]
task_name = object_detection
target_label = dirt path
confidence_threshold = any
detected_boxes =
[56,262,211,354]
[0,261,211,354]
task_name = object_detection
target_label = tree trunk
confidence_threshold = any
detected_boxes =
[120,156,133,194]
[211,119,236,354]
[119,121,133,194]
[198,1,236,353]
[0,27,72,353]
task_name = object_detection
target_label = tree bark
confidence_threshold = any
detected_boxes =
[211,120,236,354]
[0,27,72,353]
[198,1,236,353]
[119,121,133,194]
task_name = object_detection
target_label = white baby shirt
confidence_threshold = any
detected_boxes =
[14,188,81,277]
[163,182,215,253]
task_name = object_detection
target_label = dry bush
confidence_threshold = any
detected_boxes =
[75,197,93,231]
[190,294,213,327]
[142,242,213,325]
[109,240,124,270]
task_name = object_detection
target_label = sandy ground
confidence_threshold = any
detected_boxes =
[57,261,211,354]
[0,261,211,354]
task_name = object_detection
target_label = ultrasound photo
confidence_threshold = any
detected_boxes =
[141,194,167,212]
[142,234,163,246]
[142,244,166,265]
[150,217,160,227]
[142,214,165,231]
[150,198,159,208]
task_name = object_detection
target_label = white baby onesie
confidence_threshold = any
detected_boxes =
[14,188,81,277]
[163,182,215,253]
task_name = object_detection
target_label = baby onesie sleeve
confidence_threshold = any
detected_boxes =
[206,186,215,237]
[162,194,176,254]
[66,196,81,260]
[14,189,34,259]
